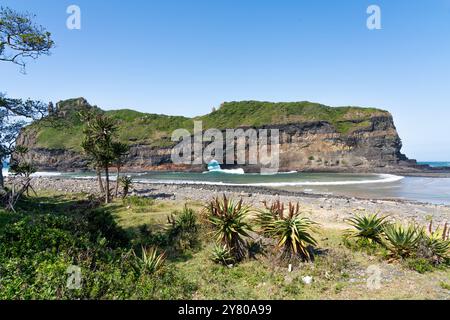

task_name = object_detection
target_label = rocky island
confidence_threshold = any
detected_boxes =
[15,97,425,173]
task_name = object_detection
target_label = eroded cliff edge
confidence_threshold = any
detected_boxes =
[14,98,424,173]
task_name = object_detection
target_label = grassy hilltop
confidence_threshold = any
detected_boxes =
[29,98,390,152]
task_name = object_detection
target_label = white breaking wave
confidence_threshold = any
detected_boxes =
[2,169,61,178]
[31,172,62,177]
[203,168,246,175]
[135,174,404,187]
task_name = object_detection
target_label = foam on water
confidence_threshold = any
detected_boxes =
[2,169,61,178]
[203,168,245,175]
[31,172,62,177]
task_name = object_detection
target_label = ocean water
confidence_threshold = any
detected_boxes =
[1,162,61,178]
[418,161,450,168]
[2,160,450,205]
[2,161,8,177]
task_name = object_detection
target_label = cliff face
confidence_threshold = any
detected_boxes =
[14,98,419,173]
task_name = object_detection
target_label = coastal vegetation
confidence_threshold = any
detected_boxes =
[0,190,448,299]
[344,213,450,267]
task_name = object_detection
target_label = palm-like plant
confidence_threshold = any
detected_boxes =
[112,142,129,198]
[119,176,133,199]
[258,201,318,261]
[133,246,166,275]
[80,111,119,204]
[206,195,252,261]
[383,223,421,258]
[344,213,388,244]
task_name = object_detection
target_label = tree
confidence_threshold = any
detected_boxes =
[112,142,129,198]
[0,6,54,191]
[0,7,53,70]
[119,176,133,199]
[81,112,121,204]
[0,95,47,189]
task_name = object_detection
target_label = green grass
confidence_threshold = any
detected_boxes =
[27,98,390,151]
[198,101,387,131]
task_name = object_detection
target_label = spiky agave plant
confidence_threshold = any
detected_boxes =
[383,223,421,259]
[133,246,166,275]
[211,244,235,266]
[256,199,284,236]
[260,201,318,261]
[344,213,389,244]
[206,195,252,261]
[419,221,450,264]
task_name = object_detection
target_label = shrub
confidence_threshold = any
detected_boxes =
[257,201,318,261]
[166,206,199,250]
[344,213,388,244]
[383,223,421,259]
[0,199,198,299]
[406,258,434,274]
[206,195,252,261]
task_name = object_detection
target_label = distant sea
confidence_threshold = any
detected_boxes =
[418,161,450,168]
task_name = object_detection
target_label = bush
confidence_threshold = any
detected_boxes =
[406,258,434,274]
[0,207,196,299]
[166,206,199,251]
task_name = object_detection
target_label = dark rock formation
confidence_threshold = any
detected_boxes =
[13,98,426,173]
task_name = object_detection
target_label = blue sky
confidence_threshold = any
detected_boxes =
[1,0,450,161]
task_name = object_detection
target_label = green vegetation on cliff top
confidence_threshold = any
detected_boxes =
[28,98,390,151]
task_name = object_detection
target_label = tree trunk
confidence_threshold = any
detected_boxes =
[0,168,4,190]
[96,167,104,194]
[115,165,121,198]
[105,165,110,204]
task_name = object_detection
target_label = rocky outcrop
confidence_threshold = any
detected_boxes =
[14,98,424,173]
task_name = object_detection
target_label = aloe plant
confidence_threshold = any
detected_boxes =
[344,213,389,244]
[206,195,252,261]
[383,223,421,258]
[133,246,166,275]
[211,244,235,265]
[418,222,450,264]
[257,201,318,261]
